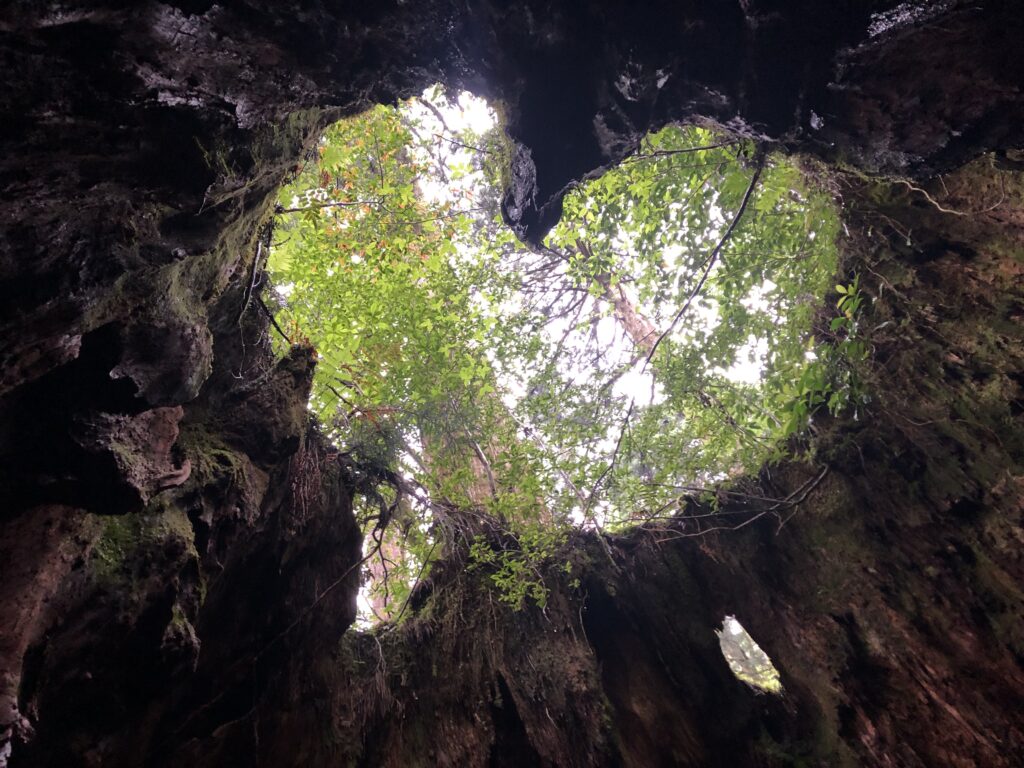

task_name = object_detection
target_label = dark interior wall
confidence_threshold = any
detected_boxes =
[1,1,1023,766]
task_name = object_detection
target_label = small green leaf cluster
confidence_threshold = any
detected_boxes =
[772,275,870,441]
[467,523,567,610]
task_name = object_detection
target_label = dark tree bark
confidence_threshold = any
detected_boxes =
[1,2,1023,766]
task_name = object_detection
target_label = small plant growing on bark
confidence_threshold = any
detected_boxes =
[467,524,567,610]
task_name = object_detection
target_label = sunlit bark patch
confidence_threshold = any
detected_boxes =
[717,615,783,694]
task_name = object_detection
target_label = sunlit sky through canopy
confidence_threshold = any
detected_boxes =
[268,84,848,619]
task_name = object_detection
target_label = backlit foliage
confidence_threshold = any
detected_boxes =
[267,89,857,618]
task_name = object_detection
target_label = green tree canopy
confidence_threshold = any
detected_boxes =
[267,89,858,617]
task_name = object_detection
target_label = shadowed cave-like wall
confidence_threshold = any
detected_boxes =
[1,1,1023,766]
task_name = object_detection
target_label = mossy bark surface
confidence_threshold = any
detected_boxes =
[1,2,1023,766]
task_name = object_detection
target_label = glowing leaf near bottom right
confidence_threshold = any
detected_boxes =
[717,615,784,694]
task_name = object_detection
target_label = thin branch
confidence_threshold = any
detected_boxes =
[624,140,739,162]
[508,411,588,505]
[390,538,439,625]
[416,96,453,135]
[402,206,486,226]
[575,398,635,572]
[256,296,293,345]
[641,465,829,541]
[584,399,635,516]
[433,132,490,155]
[469,436,499,498]
[643,156,765,370]
[371,127,386,190]
[278,199,382,214]
[373,524,392,615]
[261,538,381,661]
[237,240,265,327]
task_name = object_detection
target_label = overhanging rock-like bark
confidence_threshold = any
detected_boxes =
[1,1,1023,766]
